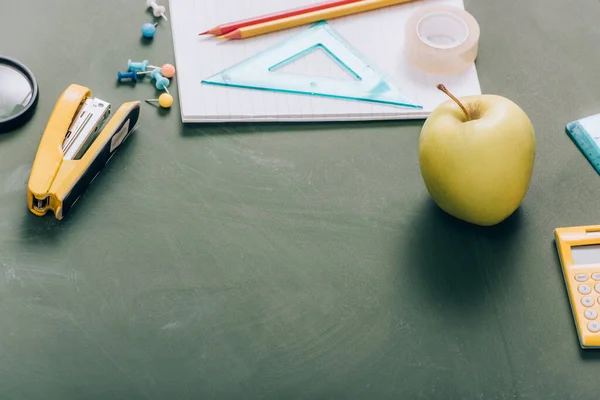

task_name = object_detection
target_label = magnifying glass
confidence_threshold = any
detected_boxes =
[0,56,39,133]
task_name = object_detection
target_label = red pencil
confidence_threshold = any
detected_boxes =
[199,0,365,36]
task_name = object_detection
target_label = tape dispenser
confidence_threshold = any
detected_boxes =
[27,84,140,220]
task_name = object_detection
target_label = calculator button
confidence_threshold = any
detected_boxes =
[596,284,600,293]
[588,321,600,333]
[579,284,592,294]
[576,273,589,282]
[585,309,598,320]
[593,273,600,281]
[582,297,595,307]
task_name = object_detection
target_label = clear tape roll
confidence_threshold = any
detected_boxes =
[405,5,480,75]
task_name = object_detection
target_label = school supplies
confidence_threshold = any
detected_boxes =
[169,0,481,122]
[219,0,419,40]
[141,0,167,38]
[555,225,600,348]
[154,64,176,78]
[200,0,365,36]
[142,22,159,38]
[116,58,175,110]
[128,60,176,78]
[0,55,39,133]
[117,71,139,82]
[117,59,173,88]
[404,4,479,75]
[203,21,422,108]
[146,0,168,21]
[566,113,600,175]
[128,60,150,72]
[27,84,140,220]
[145,93,174,108]
[151,69,171,90]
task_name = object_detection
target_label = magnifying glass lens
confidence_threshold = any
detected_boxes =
[0,64,33,119]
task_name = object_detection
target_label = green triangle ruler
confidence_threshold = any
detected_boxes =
[202,21,422,109]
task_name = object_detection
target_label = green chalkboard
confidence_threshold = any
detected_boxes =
[2,0,600,398]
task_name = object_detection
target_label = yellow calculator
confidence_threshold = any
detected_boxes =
[555,225,600,348]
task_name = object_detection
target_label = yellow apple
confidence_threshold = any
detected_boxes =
[418,85,536,226]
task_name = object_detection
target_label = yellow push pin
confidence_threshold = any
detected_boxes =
[145,92,173,108]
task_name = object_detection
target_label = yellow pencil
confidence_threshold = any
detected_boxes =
[219,0,420,40]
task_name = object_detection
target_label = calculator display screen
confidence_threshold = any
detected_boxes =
[571,244,600,265]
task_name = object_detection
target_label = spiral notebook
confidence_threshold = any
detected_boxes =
[169,0,481,122]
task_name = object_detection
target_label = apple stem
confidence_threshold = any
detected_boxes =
[437,84,472,121]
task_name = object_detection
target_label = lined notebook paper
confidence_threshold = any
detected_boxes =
[169,0,482,122]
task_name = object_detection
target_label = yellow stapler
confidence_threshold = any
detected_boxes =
[27,84,140,220]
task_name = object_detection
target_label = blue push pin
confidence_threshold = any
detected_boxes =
[128,59,149,72]
[155,76,170,90]
[141,22,158,38]
[150,69,162,80]
[117,70,137,82]
[151,69,170,90]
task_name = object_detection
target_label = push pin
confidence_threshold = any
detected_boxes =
[148,63,176,78]
[117,71,138,82]
[145,93,174,109]
[128,59,149,73]
[151,69,170,90]
[146,0,168,21]
[141,22,158,38]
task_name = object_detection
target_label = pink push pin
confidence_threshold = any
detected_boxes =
[161,64,176,78]
[149,63,176,78]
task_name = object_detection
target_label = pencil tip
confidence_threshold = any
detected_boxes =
[199,27,221,36]
[199,30,209,35]
[215,30,240,40]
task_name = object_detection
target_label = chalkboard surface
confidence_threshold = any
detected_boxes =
[2,0,600,398]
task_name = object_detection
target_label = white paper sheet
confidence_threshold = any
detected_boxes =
[169,0,482,122]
